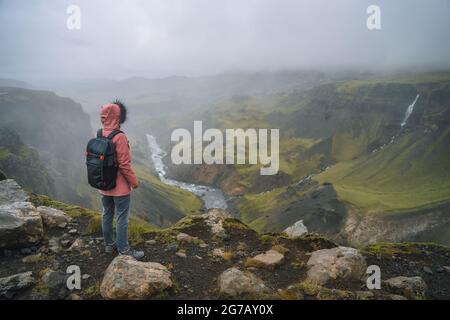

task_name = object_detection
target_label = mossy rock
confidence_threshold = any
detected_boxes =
[172,215,204,230]
[223,218,251,231]
[259,234,277,245]
[286,233,337,252]
[293,281,355,300]
[83,282,101,299]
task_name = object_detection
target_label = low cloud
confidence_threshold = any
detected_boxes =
[1,0,450,80]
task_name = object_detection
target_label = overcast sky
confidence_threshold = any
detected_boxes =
[1,0,450,80]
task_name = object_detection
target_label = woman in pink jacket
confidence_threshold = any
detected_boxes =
[99,101,144,260]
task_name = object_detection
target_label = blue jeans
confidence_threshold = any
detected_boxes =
[101,195,131,253]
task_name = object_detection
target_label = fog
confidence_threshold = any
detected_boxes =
[1,0,450,81]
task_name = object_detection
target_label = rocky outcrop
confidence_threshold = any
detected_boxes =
[0,180,46,248]
[0,180,448,300]
[218,268,267,297]
[37,206,72,228]
[384,276,427,300]
[201,208,232,237]
[341,205,450,246]
[0,179,28,203]
[284,220,308,238]
[306,246,367,285]
[0,201,44,248]
[100,255,172,299]
[0,180,74,248]
[0,271,35,299]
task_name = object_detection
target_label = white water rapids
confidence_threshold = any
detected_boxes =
[146,134,228,210]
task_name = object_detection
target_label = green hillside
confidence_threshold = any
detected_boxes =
[165,72,450,245]
[315,129,450,213]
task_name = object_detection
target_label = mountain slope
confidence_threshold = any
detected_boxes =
[162,72,450,245]
[0,86,203,227]
[0,87,93,206]
[0,128,54,196]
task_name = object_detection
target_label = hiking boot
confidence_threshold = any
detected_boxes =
[105,243,116,253]
[119,248,145,260]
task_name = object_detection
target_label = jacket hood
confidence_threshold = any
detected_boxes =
[100,103,121,131]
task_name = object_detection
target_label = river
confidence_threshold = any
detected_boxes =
[146,134,228,210]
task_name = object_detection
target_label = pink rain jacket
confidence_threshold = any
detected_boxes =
[98,103,138,197]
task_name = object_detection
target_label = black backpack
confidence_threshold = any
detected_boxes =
[86,129,123,190]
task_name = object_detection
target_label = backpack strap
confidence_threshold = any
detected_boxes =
[106,129,123,140]
[97,129,123,140]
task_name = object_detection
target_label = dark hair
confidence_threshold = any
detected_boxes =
[113,99,127,124]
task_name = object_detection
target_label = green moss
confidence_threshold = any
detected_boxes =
[32,281,50,297]
[295,281,355,300]
[29,194,99,219]
[223,218,250,231]
[22,253,44,264]
[259,234,277,244]
[287,233,337,251]
[362,242,447,257]
[290,261,306,269]
[244,257,266,268]
[86,215,102,234]
[192,238,205,246]
[153,230,177,244]
[31,268,52,297]
[172,215,204,230]
[83,282,101,299]
[29,193,157,243]
[274,289,301,300]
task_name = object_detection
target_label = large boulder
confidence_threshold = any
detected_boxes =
[0,179,29,204]
[0,201,44,248]
[100,256,172,299]
[284,220,308,238]
[218,267,267,297]
[384,276,427,300]
[0,271,35,299]
[306,246,367,285]
[37,206,72,228]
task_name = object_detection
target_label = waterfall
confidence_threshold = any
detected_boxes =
[401,94,420,128]
[372,94,420,153]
